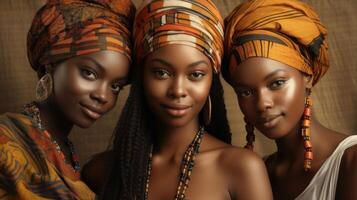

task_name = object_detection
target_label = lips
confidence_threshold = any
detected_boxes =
[79,103,104,120]
[257,114,282,129]
[161,104,192,117]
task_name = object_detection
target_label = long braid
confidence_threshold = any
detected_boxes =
[102,69,231,199]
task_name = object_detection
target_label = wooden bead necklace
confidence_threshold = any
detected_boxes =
[145,126,205,200]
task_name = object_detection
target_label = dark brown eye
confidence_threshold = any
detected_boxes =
[111,83,123,93]
[80,68,97,80]
[269,79,286,89]
[189,71,205,80]
[236,88,253,98]
[153,69,171,79]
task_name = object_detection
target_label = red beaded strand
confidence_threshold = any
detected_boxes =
[302,89,313,171]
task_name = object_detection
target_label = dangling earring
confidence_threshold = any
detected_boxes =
[35,66,53,102]
[202,95,212,126]
[302,88,313,171]
[244,117,255,150]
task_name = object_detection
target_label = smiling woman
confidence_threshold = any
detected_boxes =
[0,0,135,199]
[222,0,357,199]
[81,0,272,199]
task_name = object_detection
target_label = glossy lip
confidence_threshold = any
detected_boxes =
[79,103,104,120]
[161,103,192,117]
[256,114,282,129]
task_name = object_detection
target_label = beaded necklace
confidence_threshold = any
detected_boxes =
[144,127,205,200]
[22,102,81,172]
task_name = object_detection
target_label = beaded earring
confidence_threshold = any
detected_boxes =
[244,117,255,150]
[35,65,53,102]
[302,88,313,171]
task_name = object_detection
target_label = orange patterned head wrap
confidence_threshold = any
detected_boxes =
[224,0,329,85]
[27,0,136,77]
[134,0,224,73]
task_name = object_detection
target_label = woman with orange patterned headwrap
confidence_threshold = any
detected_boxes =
[223,0,357,199]
[82,0,272,199]
[0,0,135,199]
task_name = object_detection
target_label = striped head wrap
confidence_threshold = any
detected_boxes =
[134,0,224,73]
[224,0,329,85]
[27,0,136,77]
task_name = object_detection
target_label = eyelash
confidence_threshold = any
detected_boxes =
[152,69,206,81]
[111,83,124,93]
[80,68,97,80]
[269,79,287,89]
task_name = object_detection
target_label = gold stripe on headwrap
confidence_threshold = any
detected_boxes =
[27,0,135,77]
[224,0,328,85]
[134,0,224,73]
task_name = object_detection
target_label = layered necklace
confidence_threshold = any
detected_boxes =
[144,126,205,200]
[22,102,81,172]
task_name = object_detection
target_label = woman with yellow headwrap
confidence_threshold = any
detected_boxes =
[0,0,135,199]
[223,0,357,199]
[82,0,272,199]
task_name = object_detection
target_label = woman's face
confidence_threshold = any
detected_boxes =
[52,50,129,128]
[143,44,213,128]
[229,56,310,139]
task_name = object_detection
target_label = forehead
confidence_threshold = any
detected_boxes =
[145,44,212,68]
[229,56,299,85]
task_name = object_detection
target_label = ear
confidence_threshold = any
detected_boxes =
[303,74,313,89]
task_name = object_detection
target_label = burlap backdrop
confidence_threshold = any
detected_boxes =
[0,0,356,163]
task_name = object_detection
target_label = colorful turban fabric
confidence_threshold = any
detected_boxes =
[27,0,136,77]
[134,0,224,73]
[224,0,329,85]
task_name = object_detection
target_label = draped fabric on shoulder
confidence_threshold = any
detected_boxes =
[134,0,224,73]
[224,0,329,85]
[27,0,136,77]
[0,113,95,199]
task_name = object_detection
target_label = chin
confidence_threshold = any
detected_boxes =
[74,118,95,129]
[257,127,288,140]
[161,117,191,128]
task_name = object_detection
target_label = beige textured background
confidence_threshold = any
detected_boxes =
[0,0,356,164]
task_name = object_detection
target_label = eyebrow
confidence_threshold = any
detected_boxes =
[264,69,288,81]
[81,56,104,73]
[82,56,128,82]
[148,58,209,69]
[235,69,288,88]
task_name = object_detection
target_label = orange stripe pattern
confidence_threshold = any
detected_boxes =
[224,0,329,85]
[27,0,136,77]
[134,0,224,73]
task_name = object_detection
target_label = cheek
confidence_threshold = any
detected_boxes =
[53,67,91,101]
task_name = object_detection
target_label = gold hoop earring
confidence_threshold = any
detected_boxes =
[35,73,53,102]
[203,95,212,126]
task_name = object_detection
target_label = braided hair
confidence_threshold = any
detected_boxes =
[101,62,231,199]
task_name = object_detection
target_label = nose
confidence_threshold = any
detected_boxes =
[256,89,273,112]
[168,76,187,99]
[90,83,110,104]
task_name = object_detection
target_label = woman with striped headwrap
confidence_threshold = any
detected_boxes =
[0,0,135,199]
[223,0,357,199]
[83,0,272,199]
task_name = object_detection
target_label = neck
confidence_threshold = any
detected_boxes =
[37,98,73,142]
[275,116,323,165]
[154,118,201,163]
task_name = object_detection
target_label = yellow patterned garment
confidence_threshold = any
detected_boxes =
[0,113,95,200]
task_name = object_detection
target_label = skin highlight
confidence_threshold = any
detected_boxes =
[83,45,273,200]
[38,50,129,165]
[228,56,357,200]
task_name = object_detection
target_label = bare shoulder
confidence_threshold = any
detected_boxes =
[81,150,114,194]
[217,145,273,199]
